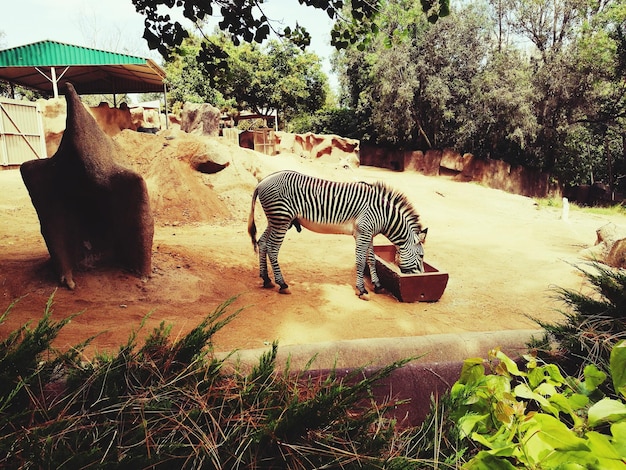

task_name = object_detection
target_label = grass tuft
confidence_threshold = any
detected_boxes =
[0,294,441,469]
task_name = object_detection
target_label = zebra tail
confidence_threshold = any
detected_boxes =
[248,187,259,253]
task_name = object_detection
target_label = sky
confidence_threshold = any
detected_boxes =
[0,0,338,92]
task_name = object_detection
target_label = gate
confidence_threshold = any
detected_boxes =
[0,97,47,166]
[252,128,276,155]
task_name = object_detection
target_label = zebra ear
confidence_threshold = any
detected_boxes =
[419,227,428,243]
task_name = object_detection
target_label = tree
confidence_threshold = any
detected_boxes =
[163,35,227,109]
[219,37,328,120]
[164,34,327,124]
[503,0,622,173]
[459,49,539,163]
[338,1,502,149]
[130,0,449,59]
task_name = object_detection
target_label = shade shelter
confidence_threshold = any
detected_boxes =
[0,40,167,102]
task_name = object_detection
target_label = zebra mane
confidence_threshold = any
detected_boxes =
[371,181,423,233]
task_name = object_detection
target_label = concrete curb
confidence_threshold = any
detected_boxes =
[218,329,544,426]
[221,329,544,370]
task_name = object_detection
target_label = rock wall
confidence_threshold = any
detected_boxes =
[562,182,623,206]
[275,131,360,168]
[360,143,560,198]
[130,105,163,132]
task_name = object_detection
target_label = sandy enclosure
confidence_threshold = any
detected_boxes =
[1,130,624,357]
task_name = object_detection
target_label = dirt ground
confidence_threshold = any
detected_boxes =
[1,130,624,358]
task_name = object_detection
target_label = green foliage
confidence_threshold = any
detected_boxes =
[529,262,626,384]
[0,293,86,414]
[331,0,626,190]
[450,347,626,469]
[225,39,328,120]
[290,107,362,138]
[163,35,228,108]
[131,0,448,58]
[339,0,537,152]
[165,34,328,122]
[534,197,626,216]
[0,294,419,468]
[4,264,626,467]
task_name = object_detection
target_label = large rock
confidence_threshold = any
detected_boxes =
[20,83,154,289]
[606,238,626,268]
[180,102,220,136]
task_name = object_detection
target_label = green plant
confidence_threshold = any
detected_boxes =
[530,262,626,388]
[449,345,626,469]
[0,294,422,469]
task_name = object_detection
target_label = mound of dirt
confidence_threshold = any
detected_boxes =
[2,129,625,361]
[112,128,360,225]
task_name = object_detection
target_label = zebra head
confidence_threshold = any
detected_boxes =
[397,228,428,274]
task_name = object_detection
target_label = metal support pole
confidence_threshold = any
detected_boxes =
[51,67,58,98]
[163,82,169,129]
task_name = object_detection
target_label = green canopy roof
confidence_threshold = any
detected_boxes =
[0,40,166,96]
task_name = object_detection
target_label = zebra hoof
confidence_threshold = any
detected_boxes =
[262,280,275,289]
[374,284,385,294]
[357,291,370,301]
[279,287,291,295]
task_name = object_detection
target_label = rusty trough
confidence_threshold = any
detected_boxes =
[372,244,449,302]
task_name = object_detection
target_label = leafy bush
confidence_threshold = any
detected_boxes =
[290,108,362,139]
[444,261,626,468]
[529,262,626,391]
[449,345,626,469]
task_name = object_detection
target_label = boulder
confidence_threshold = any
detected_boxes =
[20,83,154,289]
[606,238,626,268]
[180,102,220,136]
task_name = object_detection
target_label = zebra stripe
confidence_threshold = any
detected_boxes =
[248,170,426,297]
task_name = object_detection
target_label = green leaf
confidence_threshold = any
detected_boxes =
[582,364,607,392]
[588,398,626,427]
[610,340,626,397]
[465,451,518,469]
[534,382,558,397]
[539,450,598,469]
[514,383,558,415]
[548,393,585,427]
[492,349,525,377]
[458,413,488,438]
[543,363,567,385]
[585,431,623,461]
[526,414,589,451]
[595,458,626,470]
[528,363,566,388]
[610,421,626,456]
[459,357,486,385]
[471,432,516,454]
[567,393,590,411]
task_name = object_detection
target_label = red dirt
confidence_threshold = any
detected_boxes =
[1,130,623,359]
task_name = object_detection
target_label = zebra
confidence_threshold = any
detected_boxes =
[247,170,427,298]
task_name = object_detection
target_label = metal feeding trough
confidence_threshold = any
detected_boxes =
[370,244,449,302]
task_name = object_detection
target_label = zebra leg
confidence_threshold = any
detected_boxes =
[367,244,384,293]
[267,226,291,294]
[257,229,274,288]
[354,234,370,299]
